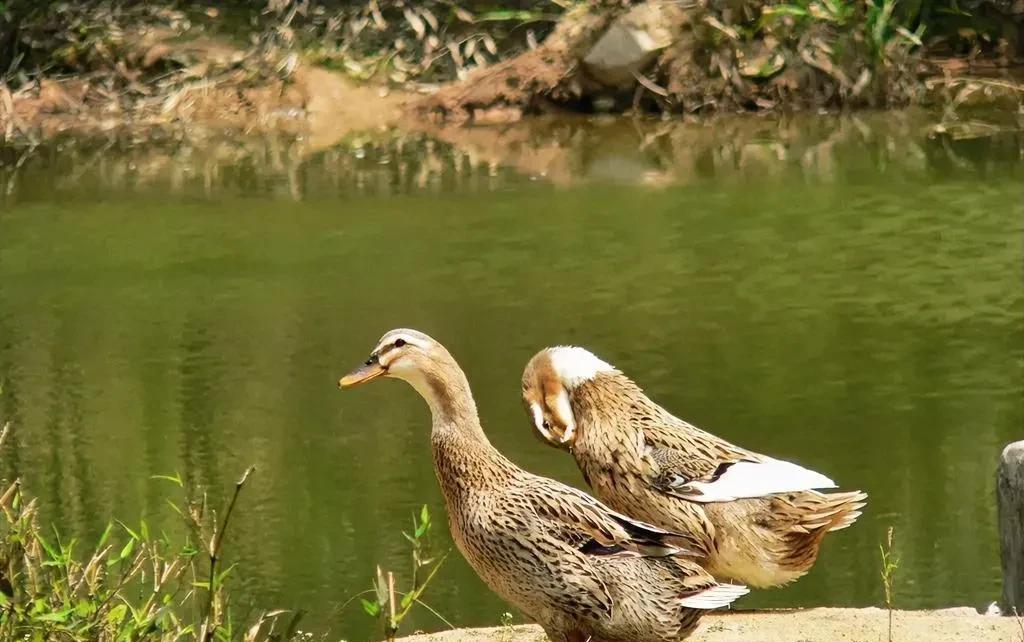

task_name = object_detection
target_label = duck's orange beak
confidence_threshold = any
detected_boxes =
[338,360,387,389]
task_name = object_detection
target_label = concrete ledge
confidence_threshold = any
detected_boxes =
[398,607,1022,642]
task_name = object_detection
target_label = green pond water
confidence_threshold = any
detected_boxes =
[0,112,1021,640]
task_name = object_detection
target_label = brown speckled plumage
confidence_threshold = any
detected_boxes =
[522,350,868,589]
[340,330,746,642]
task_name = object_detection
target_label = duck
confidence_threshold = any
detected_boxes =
[521,346,867,589]
[338,329,748,642]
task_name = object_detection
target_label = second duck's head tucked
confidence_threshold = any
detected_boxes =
[521,346,617,448]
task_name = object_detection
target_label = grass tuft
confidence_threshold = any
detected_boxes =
[879,525,900,642]
[0,422,311,642]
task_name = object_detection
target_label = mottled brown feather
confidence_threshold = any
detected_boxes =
[522,351,868,589]
[347,331,744,642]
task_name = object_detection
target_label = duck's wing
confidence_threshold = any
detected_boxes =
[639,422,837,503]
[521,475,704,557]
[501,521,615,621]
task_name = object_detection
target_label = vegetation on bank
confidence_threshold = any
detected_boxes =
[0,417,458,642]
[0,423,309,641]
[0,0,1021,139]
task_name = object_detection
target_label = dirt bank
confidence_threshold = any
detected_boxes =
[2,1,1022,145]
[397,608,1022,642]
[0,39,411,144]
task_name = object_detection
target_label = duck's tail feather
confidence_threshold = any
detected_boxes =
[679,584,749,609]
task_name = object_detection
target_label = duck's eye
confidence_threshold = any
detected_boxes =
[542,421,551,429]
[394,338,406,348]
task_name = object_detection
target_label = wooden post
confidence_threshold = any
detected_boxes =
[998,440,1024,614]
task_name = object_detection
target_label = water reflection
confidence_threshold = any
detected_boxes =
[1,111,1020,204]
[0,113,1021,640]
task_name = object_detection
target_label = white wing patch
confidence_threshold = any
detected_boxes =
[678,584,749,609]
[680,458,837,502]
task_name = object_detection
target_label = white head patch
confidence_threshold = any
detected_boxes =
[547,346,615,388]
[374,329,434,375]
[376,328,431,353]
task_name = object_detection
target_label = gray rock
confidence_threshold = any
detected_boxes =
[998,440,1024,613]
[582,2,687,89]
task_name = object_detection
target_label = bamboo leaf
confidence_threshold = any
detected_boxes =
[763,5,809,16]
[151,473,183,487]
[119,538,135,561]
[116,520,139,541]
[361,599,380,617]
[37,534,59,561]
[108,603,128,626]
[96,521,114,549]
[35,607,75,623]
[475,10,551,22]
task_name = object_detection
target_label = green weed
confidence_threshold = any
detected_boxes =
[352,504,451,642]
[879,526,900,642]
[0,423,308,642]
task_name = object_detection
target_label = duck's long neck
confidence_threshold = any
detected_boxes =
[404,360,486,441]
[401,359,511,495]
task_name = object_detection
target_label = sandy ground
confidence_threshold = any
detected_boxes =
[398,608,1023,642]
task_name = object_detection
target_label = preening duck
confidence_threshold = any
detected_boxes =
[521,346,867,588]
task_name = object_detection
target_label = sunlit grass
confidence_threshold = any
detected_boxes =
[0,424,314,642]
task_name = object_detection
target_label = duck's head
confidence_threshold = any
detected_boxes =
[521,346,615,449]
[338,328,455,400]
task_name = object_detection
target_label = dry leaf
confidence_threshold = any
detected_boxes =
[482,34,497,55]
[420,7,439,32]
[350,16,369,36]
[403,8,426,40]
[447,40,464,68]
[426,34,440,51]
[703,15,740,41]
[369,0,386,30]
[632,70,668,96]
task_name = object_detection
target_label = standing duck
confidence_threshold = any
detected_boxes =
[521,346,867,589]
[338,329,747,642]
